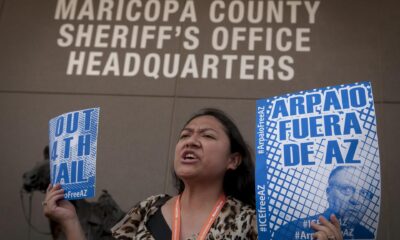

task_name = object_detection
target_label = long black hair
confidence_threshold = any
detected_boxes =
[173,108,255,208]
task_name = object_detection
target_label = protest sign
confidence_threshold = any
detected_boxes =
[49,107,100,200]
[255,82,380,240]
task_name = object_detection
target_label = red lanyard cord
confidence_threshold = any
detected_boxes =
[172,194,226,240]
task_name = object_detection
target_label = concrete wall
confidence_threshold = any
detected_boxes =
[0,0,399,239]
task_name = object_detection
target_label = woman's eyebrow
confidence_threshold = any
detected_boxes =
[199,128,217,132]
[180,127,194,133]
[180,127,218,133]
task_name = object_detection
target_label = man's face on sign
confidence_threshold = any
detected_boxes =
[326,167,373,225]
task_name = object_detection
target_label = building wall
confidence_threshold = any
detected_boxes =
[0,0,399,239]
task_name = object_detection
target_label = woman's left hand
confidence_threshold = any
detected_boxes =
[311,214,343,240]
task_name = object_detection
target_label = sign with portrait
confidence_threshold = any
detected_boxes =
[255,82,380,240]
[49,107,100,200]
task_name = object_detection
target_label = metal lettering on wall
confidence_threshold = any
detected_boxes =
[54,0,321,81]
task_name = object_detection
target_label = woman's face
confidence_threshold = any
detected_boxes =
[174,115,239,183]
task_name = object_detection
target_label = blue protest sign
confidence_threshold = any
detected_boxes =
[255,82,380,240]
[49,107,100,200]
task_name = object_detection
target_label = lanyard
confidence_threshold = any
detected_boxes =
[172,194,226,240]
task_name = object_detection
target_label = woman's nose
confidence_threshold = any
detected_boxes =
[184,134,200,148]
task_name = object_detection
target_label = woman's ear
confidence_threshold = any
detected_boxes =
[227,152,242,170]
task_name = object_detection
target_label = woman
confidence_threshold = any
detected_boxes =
[43,108,342,240]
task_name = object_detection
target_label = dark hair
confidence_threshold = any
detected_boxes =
[173,108,255,208]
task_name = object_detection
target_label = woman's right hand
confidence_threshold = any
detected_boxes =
[42,184,87,240]
[42,184,77,224]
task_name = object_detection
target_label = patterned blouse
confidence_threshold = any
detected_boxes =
[111,194,258,240]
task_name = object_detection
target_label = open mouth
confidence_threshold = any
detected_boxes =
[181,151,199,163]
